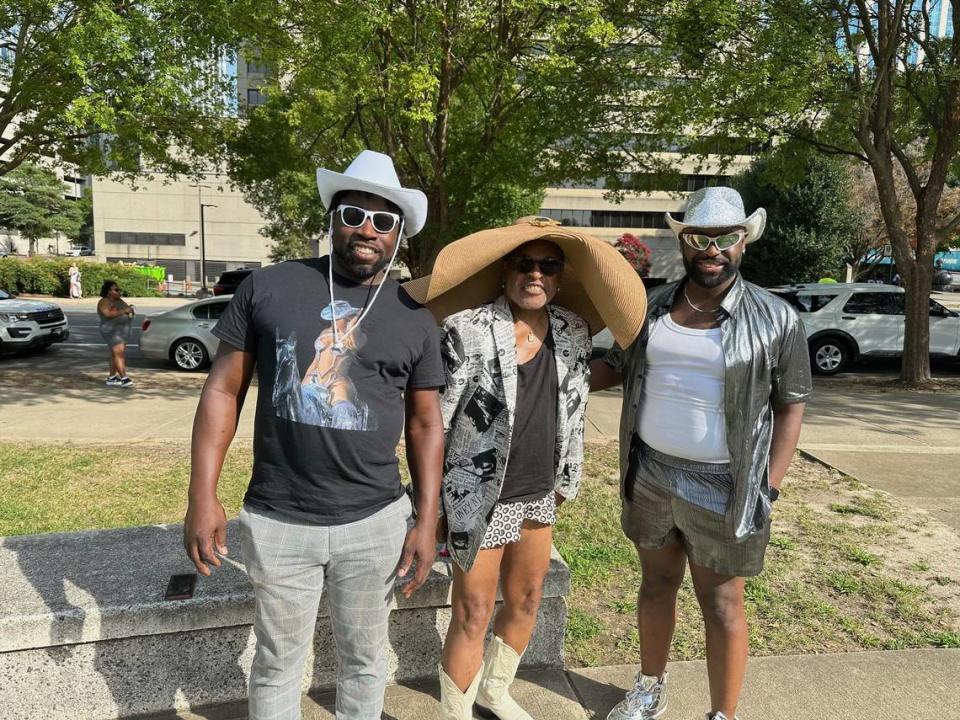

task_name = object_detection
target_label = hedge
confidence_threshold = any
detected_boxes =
[0,257,162,297]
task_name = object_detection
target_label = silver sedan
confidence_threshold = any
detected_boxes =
[139,297,230,371]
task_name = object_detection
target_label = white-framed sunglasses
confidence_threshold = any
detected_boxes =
[334,204,402,234]
[681,230,746,251]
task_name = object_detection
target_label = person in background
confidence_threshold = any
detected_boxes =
[97,280,134,388]
[68,263,83,299]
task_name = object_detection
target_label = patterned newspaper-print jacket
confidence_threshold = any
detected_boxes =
[439,295,592,571]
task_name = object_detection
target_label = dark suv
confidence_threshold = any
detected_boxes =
[213,269,254,296]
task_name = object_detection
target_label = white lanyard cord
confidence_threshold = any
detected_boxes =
[326,212,404,350]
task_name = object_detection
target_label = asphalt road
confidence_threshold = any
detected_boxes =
[0,301,188,375]
[2,299,960,378]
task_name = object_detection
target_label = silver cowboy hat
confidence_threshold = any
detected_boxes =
[665,187,766,243]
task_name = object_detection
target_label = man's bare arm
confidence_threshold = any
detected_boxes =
[769,402,805,490]
[184,343,256,575]
[589,358,622,392]
[398,387,444,598]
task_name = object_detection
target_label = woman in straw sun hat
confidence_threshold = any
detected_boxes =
[404,217,646,720]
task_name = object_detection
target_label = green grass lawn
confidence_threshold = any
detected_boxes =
[554,445,960,665]
[1,440,957,663]
[0,442,253,535]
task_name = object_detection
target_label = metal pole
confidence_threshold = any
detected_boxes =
[200,203,207,292]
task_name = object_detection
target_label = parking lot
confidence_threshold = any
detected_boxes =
[0,298,192,376]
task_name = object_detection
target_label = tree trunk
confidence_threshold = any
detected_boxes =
[901,260,933,383]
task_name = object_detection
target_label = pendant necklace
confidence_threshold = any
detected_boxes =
[683,285,721,314]
[524,313,547,344]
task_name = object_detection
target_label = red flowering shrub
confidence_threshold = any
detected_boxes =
[615,233,652,277]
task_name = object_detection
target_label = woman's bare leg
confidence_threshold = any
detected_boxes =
[441,546,504,690]
[493,521,554,653]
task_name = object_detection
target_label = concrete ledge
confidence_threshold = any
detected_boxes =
[0,522,570,719]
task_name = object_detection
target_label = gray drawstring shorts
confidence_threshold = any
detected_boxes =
[621,442,771,577]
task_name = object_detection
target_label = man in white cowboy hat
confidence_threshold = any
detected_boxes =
[183,150,445,719]
[591,186,812,720]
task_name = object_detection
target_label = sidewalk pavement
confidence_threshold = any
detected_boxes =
[169,649,959,720]
[19,294,196,310]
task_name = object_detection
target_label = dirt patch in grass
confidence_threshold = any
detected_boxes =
[555,442,960,666]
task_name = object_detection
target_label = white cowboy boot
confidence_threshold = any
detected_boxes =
[438,662,483,720]
[474,635,532,720]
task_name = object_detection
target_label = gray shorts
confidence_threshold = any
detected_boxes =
[621,443,770,577]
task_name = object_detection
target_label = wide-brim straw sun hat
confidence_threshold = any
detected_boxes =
[316,150,429,237]
[665,186,766,243]
[403,217,647,348]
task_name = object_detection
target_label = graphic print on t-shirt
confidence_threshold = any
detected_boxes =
[272,299,378,431]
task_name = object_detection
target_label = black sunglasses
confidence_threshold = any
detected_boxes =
[335,204,401,234]
[506,255,565,277]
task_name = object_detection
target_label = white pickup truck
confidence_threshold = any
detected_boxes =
[0,289,70,352]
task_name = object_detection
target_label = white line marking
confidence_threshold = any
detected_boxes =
[66,343,140,348]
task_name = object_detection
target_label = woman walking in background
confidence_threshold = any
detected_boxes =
[68,263,83,299]
[97,280,135,388]
[405,217,646,720]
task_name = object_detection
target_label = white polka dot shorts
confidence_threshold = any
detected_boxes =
[480,492,557,549]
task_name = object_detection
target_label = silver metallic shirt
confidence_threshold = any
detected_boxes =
[605,275,812,539]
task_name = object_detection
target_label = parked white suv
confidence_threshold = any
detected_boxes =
[0,289,70,352]
[768,283,960,375]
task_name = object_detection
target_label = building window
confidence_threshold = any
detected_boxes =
[538,208,678,229]
[556,173,731,192]
[247,88,267,106]
[105,231,187,246]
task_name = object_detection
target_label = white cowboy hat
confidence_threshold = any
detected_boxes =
[665,187,766,243]
[316,150,429,237]
[403,217,648,349]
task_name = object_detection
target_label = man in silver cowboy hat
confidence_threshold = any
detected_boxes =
[183,150,445,720]
[591,186,812,720]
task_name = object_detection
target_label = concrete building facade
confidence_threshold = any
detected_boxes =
[540,153,756,280]
[92,173,270,285]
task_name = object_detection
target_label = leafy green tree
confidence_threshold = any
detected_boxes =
[627,0,960,384]
[1,1,245,178]
[0,163,84,255]
[228,0,634,275]
[735,148,859,286]
[73,187,94,248]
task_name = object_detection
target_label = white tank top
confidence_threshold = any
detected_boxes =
[638,313,729,463]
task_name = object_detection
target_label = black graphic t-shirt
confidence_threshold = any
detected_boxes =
[213,257,444,524]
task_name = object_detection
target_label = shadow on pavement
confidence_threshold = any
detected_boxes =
[3,525,250,718]
[805,378,960,436]
[0,365,208,407]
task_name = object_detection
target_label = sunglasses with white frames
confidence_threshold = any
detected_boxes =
[681,230,746,252]
[334,204,402,234]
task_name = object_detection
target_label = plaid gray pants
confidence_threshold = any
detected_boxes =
[239,494,412,720]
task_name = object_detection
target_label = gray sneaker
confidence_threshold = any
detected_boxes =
[706,712,739,720]
[105,375,121,387]
[606,671,667,720]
